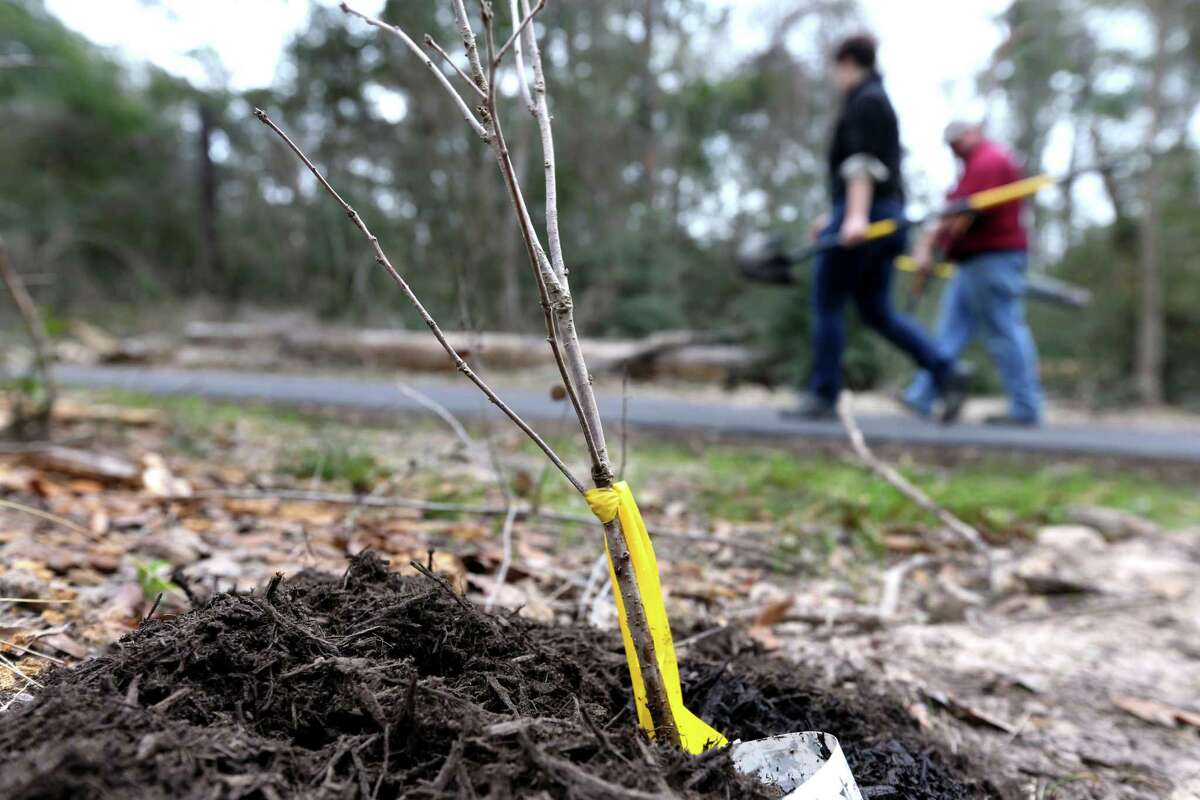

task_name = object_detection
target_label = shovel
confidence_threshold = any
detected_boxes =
[732,731,863,799]
[737,232,1090,310]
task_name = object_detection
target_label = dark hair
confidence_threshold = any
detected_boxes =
[833,34,877,70]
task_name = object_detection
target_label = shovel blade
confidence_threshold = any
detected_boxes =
[731,732,863,799]
[737,232,796,285]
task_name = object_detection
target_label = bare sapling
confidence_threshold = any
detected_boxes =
[0,238,57,438]
[257,1,678,742]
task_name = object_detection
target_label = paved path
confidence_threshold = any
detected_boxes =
[56,365,1200,463]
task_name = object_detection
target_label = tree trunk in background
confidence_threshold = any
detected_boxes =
[640,0,656,212]
[1135,3,1167,406]
[197,103,226,296]
[0,240,57,436]
[1089,126,1134,251]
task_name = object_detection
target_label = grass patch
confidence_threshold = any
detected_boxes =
[621,442,1200,535]
[75,387,1200,534]
[281,440,387,492]
[86,388,317,431]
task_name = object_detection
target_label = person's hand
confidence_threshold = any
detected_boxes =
[838,212,869,246]
[913,246,934,276]
[808,212,829,243]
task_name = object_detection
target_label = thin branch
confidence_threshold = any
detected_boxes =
[339,3,490,141]
[519,0,566,284]
[508,0,534,110]
[484,505,519,612]
[396,381,478,453]
[473,6,598,469]
[0,498,94,539]
[878,554,935,619]
[0,652,43,689]
[423,34,487,99]
[0,639,65,666]
[449,0,489,92]
[836,392,987,554]
[515,0,615,482]
[410,560,472,610]
[0,597,73,604]
[254,109,583,494]
[477,4,589,464]
[493,0,546,68]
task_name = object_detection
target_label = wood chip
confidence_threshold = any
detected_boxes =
[923,688,1017,734]
[1112,694,1200,729]
[22,446,141,485]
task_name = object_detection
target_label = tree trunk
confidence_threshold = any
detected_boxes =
[1135,3,1167,406]
[640,0,657,212]
[197,102,227,296]
[0,240,57,436]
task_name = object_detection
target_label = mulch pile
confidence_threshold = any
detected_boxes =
[0,553,996,799]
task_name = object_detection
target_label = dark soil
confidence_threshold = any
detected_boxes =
[0,554,997,799]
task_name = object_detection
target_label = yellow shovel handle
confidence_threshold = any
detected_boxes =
[966,174,1055,211]
[895,255,954,279]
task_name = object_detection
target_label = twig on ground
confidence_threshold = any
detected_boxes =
[576,552,610,621]
[0,638,65,665]
[878,554,936,619]
[395,381,478,453]
[518,731,664,800]
[836,392,988,555]
[484,505,519,612]
[0,498,96,539]
[0,597,73,605]
[675,605,893,652]
[0,681,34,712]
[410,559,472,611]
[0,651,43,688]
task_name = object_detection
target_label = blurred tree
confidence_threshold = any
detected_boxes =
[0,0,199,306]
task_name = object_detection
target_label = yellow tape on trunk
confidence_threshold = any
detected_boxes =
[585,481,727,754]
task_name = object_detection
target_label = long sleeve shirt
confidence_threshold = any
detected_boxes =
[941,139,1029,260]
[827,73,904,204]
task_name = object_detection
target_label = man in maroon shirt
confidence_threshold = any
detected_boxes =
[902,122,1044,425]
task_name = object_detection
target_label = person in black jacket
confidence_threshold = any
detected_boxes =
[789,34,967,421]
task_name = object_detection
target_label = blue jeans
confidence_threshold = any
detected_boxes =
[808,200,952,403]
[904,250,1043,421]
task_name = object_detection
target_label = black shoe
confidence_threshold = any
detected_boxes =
[983,414,1039,427]
[938,363,972,425]
[781,393,837,421]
